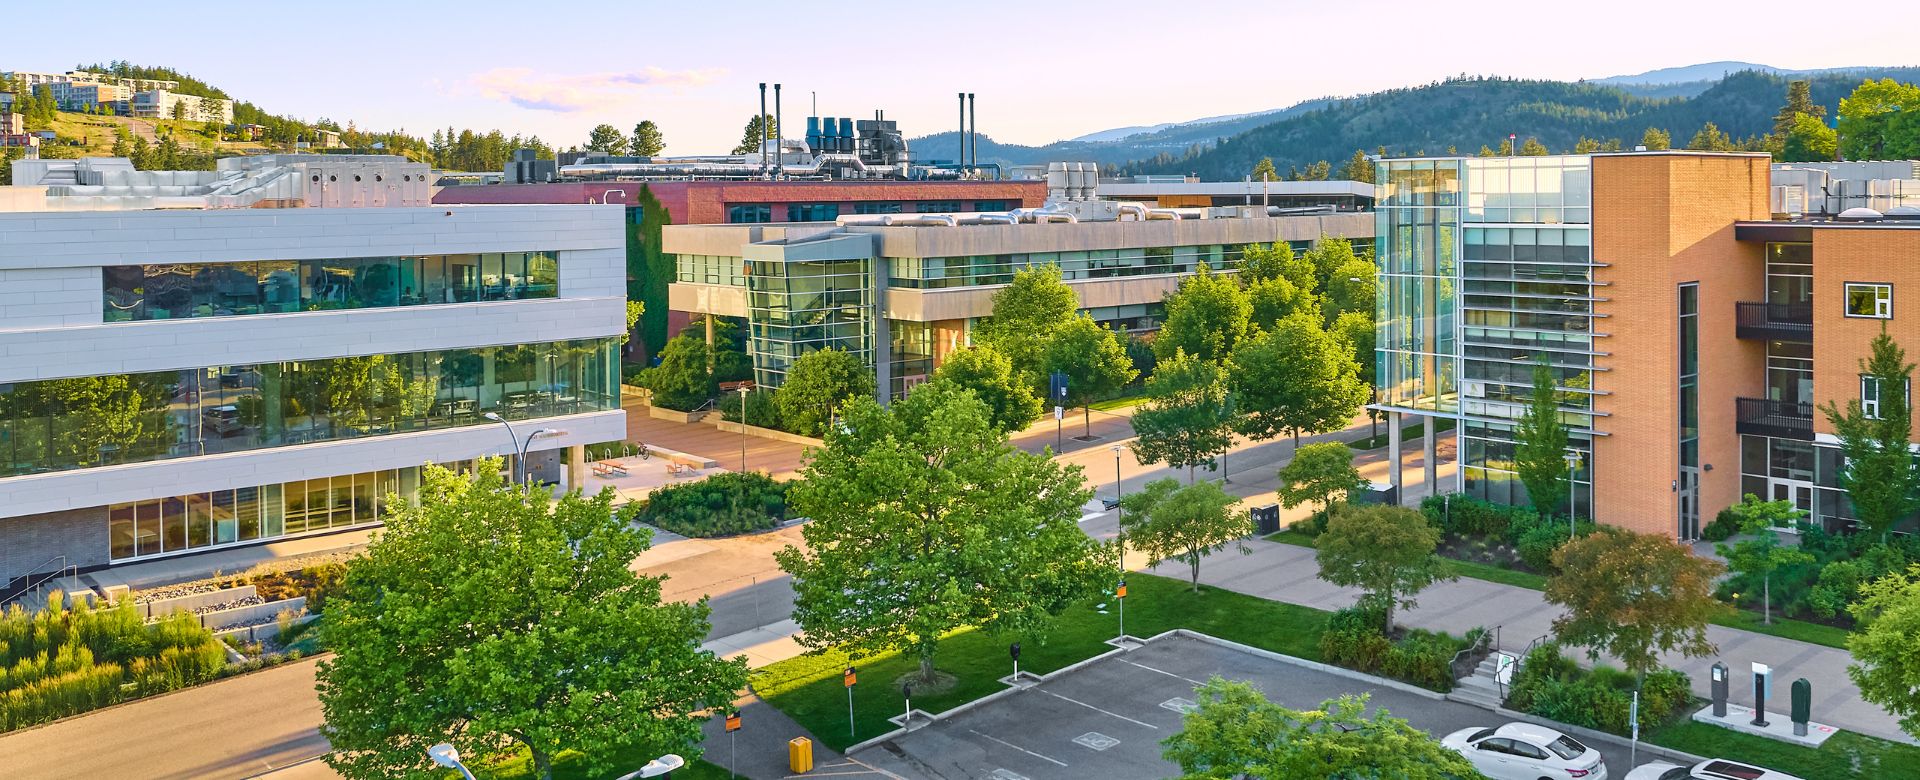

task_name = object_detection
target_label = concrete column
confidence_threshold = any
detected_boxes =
[566,444,586,492]
[1423,417,1438,498]
[1388,411,1404,502]
[704,315,715,373]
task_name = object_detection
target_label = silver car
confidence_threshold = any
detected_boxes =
[1624,759,1804,780]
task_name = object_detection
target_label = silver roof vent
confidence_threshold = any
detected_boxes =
[1837,207,1884,222]
[1884,205,1920,221]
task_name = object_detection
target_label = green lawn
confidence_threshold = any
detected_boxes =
[1442,558,1550,590]
[475,746,731,780]
[1647,721,1920,780]
[1089,393,1146,411]
[749,573,1331,752]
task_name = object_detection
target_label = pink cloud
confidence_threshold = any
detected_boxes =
[466,66,724,112]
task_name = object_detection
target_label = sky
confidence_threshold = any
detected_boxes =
[11,1,1919,155]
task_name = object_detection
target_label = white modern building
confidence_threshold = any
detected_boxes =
[130,89,235,123]
[0,155,626,589]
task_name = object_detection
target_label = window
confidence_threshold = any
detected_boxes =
[727,204,772,223]
[102,253,560,321]
[786,203,840,222]
[972,200,1011,212]
[1861,375,1909,420]
[915,201,961,213]
[1476,738,1515,755]
[1846,282,1892,318]
[1507,741,1549,760]
[1545,735,1588,761]
[853,201,903,215]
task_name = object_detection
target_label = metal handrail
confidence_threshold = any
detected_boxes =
[2,555,78,609]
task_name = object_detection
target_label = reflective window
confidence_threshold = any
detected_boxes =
[727,204,772,223]
[0,339,618,477]
[786,203,840,222]
[1845,283,1892,318]
[102,253,560,322]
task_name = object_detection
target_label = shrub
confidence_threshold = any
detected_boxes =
[1506,642,1693,736]
[1423,494,1533,538]
[631,472,790,538]
[1512,515,1595,573]
[1701,507,1741,542]
[0,598,225,732]
[720,388,785,431]
[1318,605,1471,692]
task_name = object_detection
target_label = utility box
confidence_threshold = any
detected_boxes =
[1251,504,1280,535]
[788,737,814,773]
[1354,481,1397,507]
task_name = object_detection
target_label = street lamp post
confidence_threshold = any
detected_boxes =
[427,744,478,780]
[613,754,686,780]
[1563,450,1583,539]
[1111,444,1125,572]
[738,386,751,473]
[483,412,556,485]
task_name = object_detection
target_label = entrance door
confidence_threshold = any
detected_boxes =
[1677,468,1701,540]
[1767,477,1813,531]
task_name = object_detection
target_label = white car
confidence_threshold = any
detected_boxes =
[1442,722,1608,779]
[1624,759,1803,780]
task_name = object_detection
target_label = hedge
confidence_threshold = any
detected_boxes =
[630,472,790,537]
[1317,605,1481,692]
[1505,642,1692,736]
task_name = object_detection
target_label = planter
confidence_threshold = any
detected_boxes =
[140,585,259,620]
[648,405,707,423]
[711,419,824,447]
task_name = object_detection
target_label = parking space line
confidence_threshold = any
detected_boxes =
[967,729,1070,767]
[1038,689,1160,729]
[1120,657,1208,686]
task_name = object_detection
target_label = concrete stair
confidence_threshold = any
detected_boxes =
[1447,652,1512,710]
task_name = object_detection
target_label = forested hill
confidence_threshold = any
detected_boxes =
[1121,69,1920,179]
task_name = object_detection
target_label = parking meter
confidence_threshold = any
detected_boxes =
[1751,662,1772,727]
[1791,678,1812,736]
[1709,662,1729,717]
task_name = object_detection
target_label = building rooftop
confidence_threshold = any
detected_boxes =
[2,154,433,211]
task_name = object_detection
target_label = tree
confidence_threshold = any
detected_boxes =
[1303,236,1365,296]
[1321,257,1377,325]
[1640,127,1672,151]
[775,347,876,437]
[1518,137,1550,156]
[1837,78,1920,161]
[1333,310,1382,440]
[1493,137,1514,156]
[1847,564,1920,740]
[1821,330,1920,539]
[1251,156,1278,182]
[730,114,776,155]
[622,300,643,345]
[1514,360,1572,516]
[585,123,628,155]
[170,99,189,121]
[640,333,712,411]
[1163,679,1481,780]
[775,383,1112,683]
[1336,149,1373,184]
[1130,350,1236,482]
[1239,241,1316,294]
[630,119,665,157]
[1772,79,1824,140]
[1572,136,1601,153]
[1154,263,1251,363]
[1277,442,1365,526]
[1120,477,1249,591]
[1043,315,1138,437]
[317,462,745,780]
[1686,122,1734,151]
[1229,312,1367,448]
[1546,527,1724,682]
[1781,113,1839,162]
[975,264,1079,383]
[1246,274,1316,331]
[1715,494,1815,625]
[929,345,1042,433]
[1315,505,1450,632]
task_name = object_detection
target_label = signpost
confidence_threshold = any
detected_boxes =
[1050,371,1069,450]
[1629,690,1639,766]
[844,667,857,737]
[1116,579,1128,639]
[724,712,742,779]
[903,683,914,732]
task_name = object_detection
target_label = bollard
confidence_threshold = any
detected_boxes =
[1709,662,1729,718]
[787,737,813,774]
[1751,663,1772,727]
[1792,678,1812,737]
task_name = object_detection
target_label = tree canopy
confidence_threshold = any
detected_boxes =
[1847,564,1920,740]
[929,345,1043,433]
[775,347,876,437]
[1820,329,1920,539]
[640,333,713,412]
[1547,527,1724,680]
[1514,360,1572,516]
[775,383,1113,682]
[975,265,1079,383]
[1837,78,1920,161]
[1043,315,1139,436]
[1119,478,1249,592]
[1277,442,1366,523]
[1155,263,1252,363]
[1163,679,1481,780]
[1315,505,1450,632]
[1130,350,1236,482]
[1715,494,1814,625]
[317,462,745,780]
[631,120,665,157]
[731,114,776,155]
[1229,312,1366,446]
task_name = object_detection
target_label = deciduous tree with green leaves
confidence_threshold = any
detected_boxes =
[1130,350,1236,482]
[1277,441,1366,526]
[1154,263,1251,363]
[1315,504,1451,632]
[585,123,629,155]
[1251,156,1278,182]
[775,383,1113,683]
[630,119,665,157]
[1246,273,1317,331]
[1119,477,1250,592]
[1837,78,1920,161]
[1229,312,1367,449]
[975,264,1079,383]
[1303,236,1365,297]
[1514,360,1572,516]
[1715,494,1815,625]
[1043,315,1139,437]
[1322,257,1377,325]
[317,461,746,780]
[1163,679,1481,780]
[929,345,1042,433]
[1820,329,1920,539]
[640,333,713,411]
[775,347,876,437]
[1781,113,1839,162]
[1239,241,1316,293]
[1846,564,1920,740]
[1547,527,1724,682]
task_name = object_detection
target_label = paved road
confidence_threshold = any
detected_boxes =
[859,635,1646,780]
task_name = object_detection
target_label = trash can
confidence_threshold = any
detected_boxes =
[1251,504,1281,535]
[1353,481,1397,507]
[788,736,814,773]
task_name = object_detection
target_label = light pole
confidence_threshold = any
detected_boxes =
[427,744,478,780]
[483,412,556,485]
[1563,450,1583,539]
[737,385,751,473]
[1111,444,1125,572]
[613,753,686,780]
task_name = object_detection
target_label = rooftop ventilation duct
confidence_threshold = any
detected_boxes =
[1837,207,1885,222]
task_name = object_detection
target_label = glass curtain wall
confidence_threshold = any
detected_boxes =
[1376,159,1461,415]
[102,253,558,321]
[887,245,1239,289]
[0,338,618,477]
[746,257,874,388]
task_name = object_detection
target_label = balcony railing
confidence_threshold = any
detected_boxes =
[1736,301,1812,341]
[1737,397,1813,440]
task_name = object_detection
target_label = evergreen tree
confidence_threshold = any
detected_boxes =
[1336,149,1373,183]
[1519,137,1550,156]
[1772,79,1825,139]
[1820,330,1920,539]
[630,119,665,157]
[585,123,628,155]
[1641,127,1672,151]
[1686,122,1734,151]
[731,114,776,155]
[1572,137,1601,153]
[1514,360,1572,516]
[1251,156,1277,182]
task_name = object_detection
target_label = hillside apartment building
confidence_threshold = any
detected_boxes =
[1374,151,1920,539]
[0,155,625,591]
[2,69,235,123]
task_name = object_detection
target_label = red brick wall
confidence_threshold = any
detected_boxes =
[434,180,1045,226]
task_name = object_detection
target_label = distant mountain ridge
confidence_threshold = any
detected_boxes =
[908,63,1919,178]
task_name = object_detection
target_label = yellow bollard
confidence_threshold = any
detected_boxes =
[788,736,814,773]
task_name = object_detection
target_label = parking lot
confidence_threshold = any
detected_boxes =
[853,634,1643,780]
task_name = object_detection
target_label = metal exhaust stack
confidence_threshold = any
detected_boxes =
[774,83,783,179]
[968,93,977,176]
[758,83,769,176]
[957,92,967,169]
